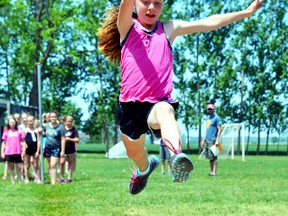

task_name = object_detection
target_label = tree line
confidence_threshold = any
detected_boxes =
[0,0,287,155]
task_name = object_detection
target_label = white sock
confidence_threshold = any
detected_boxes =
[137,161,151,176]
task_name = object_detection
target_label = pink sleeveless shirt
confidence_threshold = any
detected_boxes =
[2,129,24,155]
[120,20,173,103]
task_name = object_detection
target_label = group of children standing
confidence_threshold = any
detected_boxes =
[1,111,79,185]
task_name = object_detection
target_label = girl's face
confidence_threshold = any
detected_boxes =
[135,0,164,29]
[27,117,34,127]
[49,113,58,124]
[45,113,50,121]
[65,118,73,128]
[8,119,16,129]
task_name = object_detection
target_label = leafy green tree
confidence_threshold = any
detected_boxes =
[233,0,287,154]
[80,0,121,147]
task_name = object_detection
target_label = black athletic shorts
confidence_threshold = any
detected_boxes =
[26,146,37,156]
[5,154,23,163]
[117,99,179,140]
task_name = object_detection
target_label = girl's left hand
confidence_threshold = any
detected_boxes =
[35,152,39,158]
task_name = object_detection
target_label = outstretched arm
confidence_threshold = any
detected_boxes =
[165,0,264,43]
[117,0,134,42]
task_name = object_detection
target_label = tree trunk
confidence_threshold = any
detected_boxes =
[5,50,11,103]
[186,125,190,154]
[104,124,109,155]
[29,0,53,107]
[246,126,251,154]
[29,66,39,107]
[256,121,260,155]
[276,134,280,156]
[286,136,288,156]
[113,125,118,145]
[113,111,119,145]
[265,127,270,155]
[237,129,241,155]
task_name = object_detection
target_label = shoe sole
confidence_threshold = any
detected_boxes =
[171,153,193,182]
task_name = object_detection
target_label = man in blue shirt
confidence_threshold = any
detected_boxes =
[201,104,222,176]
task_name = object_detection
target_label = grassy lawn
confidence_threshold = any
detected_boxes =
[0,144,287,216]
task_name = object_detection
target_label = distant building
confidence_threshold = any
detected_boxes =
[0,98,38,146]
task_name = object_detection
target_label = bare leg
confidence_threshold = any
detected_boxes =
[57,159,60,174]
[212,160,217,175]
[123,133,159,195]
[148,102,193,182]
[65,160,69,174]
[122,134,148,171]
[8,162,15,184]
[59,156,66,180]
[24,155,31,183]
[209,160,213,174]
[20,162,24,180]
[47,158,51,174]
[32,156,40,182]
[49,157,59,185]
[167,159,172,173]
[67,155,76,179]
[147,102,181,155]
[3,161,8,179]
[16,163,22,183]
[30,157,36,178]
[161,160,165,174]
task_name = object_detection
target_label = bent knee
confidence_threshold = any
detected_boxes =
[154,102,175,118]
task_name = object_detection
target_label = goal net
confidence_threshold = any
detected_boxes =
[199,123,245,161]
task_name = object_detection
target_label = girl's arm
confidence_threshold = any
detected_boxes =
[36,131,41,157]
[60,136,66,157]
[117,0,134,42]
[1,141,5,159]
[165,0,263,43]
[66,137,79,143]
[21,139,27,160]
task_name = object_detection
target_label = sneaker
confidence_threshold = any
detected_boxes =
[2,175,7,180]
[171,153,194,182]
[64,178,72,183]
[129,155,159,195]
[34,177,41,184]
[58,178,64,183]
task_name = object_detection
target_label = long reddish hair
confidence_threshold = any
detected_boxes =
[97,7,137,65]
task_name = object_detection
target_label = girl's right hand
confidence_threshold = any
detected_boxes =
[1,154,5,160]
[246,0,264,15]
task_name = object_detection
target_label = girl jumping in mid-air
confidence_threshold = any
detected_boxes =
[97,0,263,194]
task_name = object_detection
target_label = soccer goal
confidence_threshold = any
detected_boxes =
[199,123,245,161]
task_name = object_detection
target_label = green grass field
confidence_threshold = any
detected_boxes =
[0,144,287,216]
